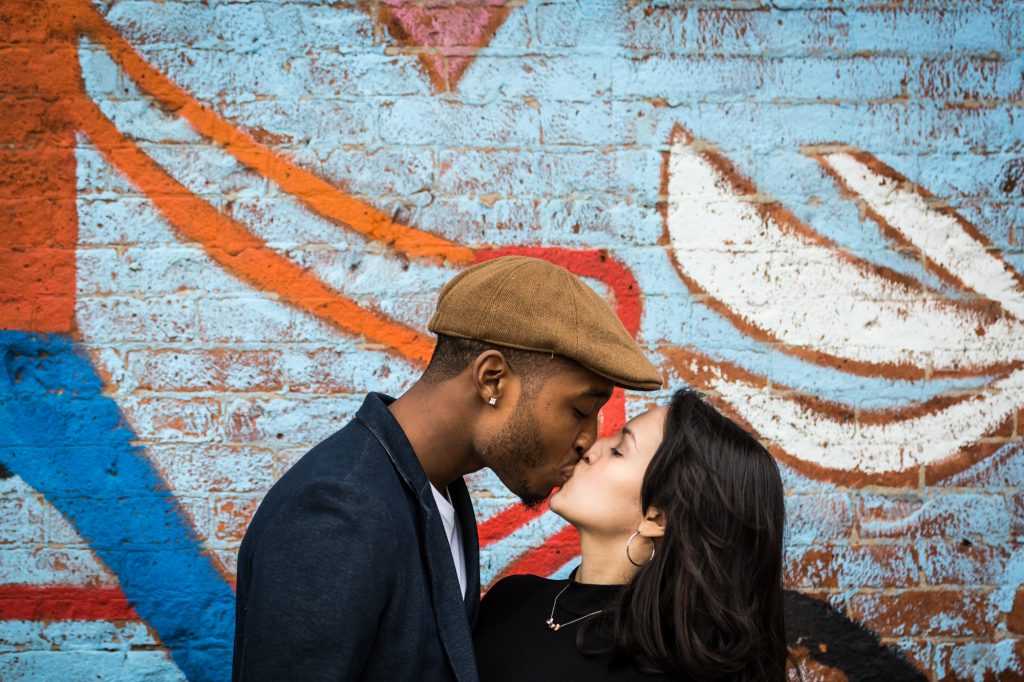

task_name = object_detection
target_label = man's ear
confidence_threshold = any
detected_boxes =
[638,507,666,539]
[472,349,511,407]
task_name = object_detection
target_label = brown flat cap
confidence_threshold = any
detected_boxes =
[428,256,662,391]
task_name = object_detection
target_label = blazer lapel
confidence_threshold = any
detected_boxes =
[449,477,480,625]
[418,484,479,682]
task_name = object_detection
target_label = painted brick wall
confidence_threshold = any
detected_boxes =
[1,1,1022,680]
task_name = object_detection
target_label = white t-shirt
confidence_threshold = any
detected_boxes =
[431,484,467,597]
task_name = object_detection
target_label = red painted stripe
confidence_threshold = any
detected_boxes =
[478,501,550,548]
[486,526,581,589]
[0,585,138,621]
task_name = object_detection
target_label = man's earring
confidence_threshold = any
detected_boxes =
[488,396,498,407]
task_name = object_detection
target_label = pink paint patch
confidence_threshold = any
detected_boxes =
[378,2,513,92]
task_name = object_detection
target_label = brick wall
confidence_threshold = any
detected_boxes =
[1,1,1022,679]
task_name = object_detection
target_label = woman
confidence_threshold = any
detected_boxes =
[474,388,790,681]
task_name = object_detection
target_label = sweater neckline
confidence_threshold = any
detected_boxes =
[554,566,623,617]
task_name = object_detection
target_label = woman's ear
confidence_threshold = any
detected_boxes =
[638,507,666,539]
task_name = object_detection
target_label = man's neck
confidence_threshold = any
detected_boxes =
[388,379,482,490]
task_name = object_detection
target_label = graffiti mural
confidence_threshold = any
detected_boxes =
[1,1,1022,679]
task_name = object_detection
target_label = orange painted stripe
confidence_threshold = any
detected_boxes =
[0,5,80,333]
[72,0,473,267]
[72,95,433,366]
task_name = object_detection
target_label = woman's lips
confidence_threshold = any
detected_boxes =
[559,465,576,484]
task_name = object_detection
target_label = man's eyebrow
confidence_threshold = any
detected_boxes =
[622,427,638,448]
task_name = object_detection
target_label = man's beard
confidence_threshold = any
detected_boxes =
[484,396,549,508]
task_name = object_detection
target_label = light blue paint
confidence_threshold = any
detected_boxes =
[0,333,234,682]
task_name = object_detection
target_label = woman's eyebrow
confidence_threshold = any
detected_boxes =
[622,427,638,448]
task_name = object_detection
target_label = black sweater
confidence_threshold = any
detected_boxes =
[474,573,684,681]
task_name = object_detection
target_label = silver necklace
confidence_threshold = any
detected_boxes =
[546,582,603,631]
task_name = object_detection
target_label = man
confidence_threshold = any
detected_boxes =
[231,256,662,681]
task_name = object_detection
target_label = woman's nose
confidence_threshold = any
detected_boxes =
[579,442,601,465]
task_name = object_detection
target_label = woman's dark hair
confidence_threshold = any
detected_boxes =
[579,388,791,681]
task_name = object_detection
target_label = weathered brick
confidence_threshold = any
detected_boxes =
[223,395,364,445]
[276,448,309,481]
[459,54,613,102]
[934,639,1024,681]
[146,444,275,494]
[0,620,159,654]
[0,650,185,680]
[75,246,240,297]
[277,347,407,395]
[123,349,283,393]
[104,1,373,52]
[76,296,197,343]
[0,496,46,546]
[1009,588,1024,634]
[119,396,223,443]
[614,56,911,104]
[535,2,624,49]
[858,492,1011,541]
[314,146,435,197]
[0,548,115,586]
[938,443,1024,489]
[696,7,1021,57]
[847,589,994,638]
[785,493,855,545]
[540,101,629,146]
[1012,492,1024,538]
[620,6,687,52]
[211,495,261,545]
[218,99,380,149]
[786,543,919,589]
[197,295,336,344]
[918,57,1024,103]
[380,98,540,146]
[920,541,1014,586]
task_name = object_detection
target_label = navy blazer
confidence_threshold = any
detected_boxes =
[232,393,481,682]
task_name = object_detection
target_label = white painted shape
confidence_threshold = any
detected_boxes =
[666,138,1024,373]
[821,152,1024,320]
[700,364,1024,474]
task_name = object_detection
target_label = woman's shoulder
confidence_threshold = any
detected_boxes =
[479,574,567,620]
[482,573,554,602]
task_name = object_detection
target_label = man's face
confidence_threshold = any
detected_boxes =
[481,363,614,507]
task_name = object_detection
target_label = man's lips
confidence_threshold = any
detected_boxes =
[559,464,576,484]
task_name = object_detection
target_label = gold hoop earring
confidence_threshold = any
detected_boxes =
[626,530,655,567]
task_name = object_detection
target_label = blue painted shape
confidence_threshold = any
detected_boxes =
[0,331,234,682]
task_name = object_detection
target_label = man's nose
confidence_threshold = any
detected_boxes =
[573,419,599,459]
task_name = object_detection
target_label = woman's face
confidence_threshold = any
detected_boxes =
[549,406,668,538]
